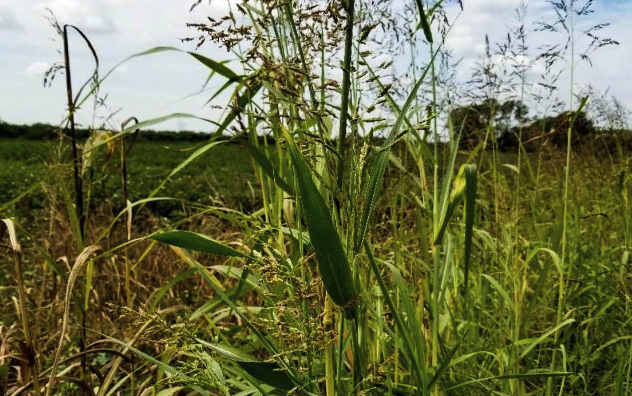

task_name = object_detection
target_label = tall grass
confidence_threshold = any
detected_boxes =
[0,1,630,395]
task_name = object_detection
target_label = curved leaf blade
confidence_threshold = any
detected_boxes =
[150,231,244,257]
[282,127,357,318]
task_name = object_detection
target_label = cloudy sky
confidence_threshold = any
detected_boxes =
[0,0,629,131]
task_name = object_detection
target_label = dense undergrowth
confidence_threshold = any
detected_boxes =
[1,0,632,395]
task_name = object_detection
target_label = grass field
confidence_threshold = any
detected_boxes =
[2,133,631,395]
[0,138,259,216]
[1,0,632,395]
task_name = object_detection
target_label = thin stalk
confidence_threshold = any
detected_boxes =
[511,8,530,393]
[62,25,88,388]
[324,297,335,396]
[336,0,355,189]
[120,117,139,309]
[63,25,85,249]
[548,5,575,395]
[430,37,440,370]
[13,248,42,396]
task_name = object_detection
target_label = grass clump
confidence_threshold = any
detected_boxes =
[1,1,631,395]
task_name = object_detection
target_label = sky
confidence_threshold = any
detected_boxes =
[0,0,630,132]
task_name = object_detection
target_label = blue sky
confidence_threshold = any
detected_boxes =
[0,0,629,131]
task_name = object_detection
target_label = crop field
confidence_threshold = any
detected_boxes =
[0,139,259,216]
[1,1,632,396]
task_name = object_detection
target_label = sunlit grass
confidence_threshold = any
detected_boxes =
[1,0,631,395]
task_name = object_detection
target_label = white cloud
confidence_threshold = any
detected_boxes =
[24,61,50,78]
[0,0,631,131]
[0,6,23,31]
[82,14,117,34]
[439,0,631,115]
[30,0,117,34]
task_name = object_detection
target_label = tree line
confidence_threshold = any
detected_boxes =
[0,120,211,142]
[2,102,631,154]
[449,98,631,152]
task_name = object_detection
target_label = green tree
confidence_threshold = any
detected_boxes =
[449,99,529,148]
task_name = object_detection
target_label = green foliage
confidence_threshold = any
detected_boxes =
[448,99,605,151]
[2,1,632,396]
[151,231,245,257]
[0,139,259,216]
[449,99,528,148]
[282,127,357,318]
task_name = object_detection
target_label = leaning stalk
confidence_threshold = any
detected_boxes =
[62,25,88,386]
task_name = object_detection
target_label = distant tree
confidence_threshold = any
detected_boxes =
[0,120,16,138]
[448,100,597,151]
[449,99,529,148]
[513,110,596,150]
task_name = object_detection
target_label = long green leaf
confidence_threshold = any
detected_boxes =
[238,362,295,391]
[448,371,572,391]
[482,274,514,312]
[151,230,244,257]
[519,319,576,360]
[188,52,240,80]
[215,81,262,138]
[427,329,468,391]
[197,340,296,390]
[282,127,357,318]
[384,262,427,389]
[71,46,242,114]
[139,141,226,208]
[83,113,219,156]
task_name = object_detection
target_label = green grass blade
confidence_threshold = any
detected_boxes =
[481,274,515,312]
[150,230,245,257]
[197,340,297,391]
[384,261,427,389]
[571,95,589,124]
[356,105,418,253]
[83,113,220,156]
[237,362,296,391]
[204,79,238,106]
[434,163,469,245]
[139,141,226,209]
[365,241,426,392]
[214,80,262,138]
[447,371,572,391]
[188,52,240,81]
[282,127,357,318]
[71,46,241,114]
[245,141,294,195]
[462,164,477,309]
[355,47,441,253]
[413,0,433,43]
[519,319,576,360]
[427,329,468,391]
